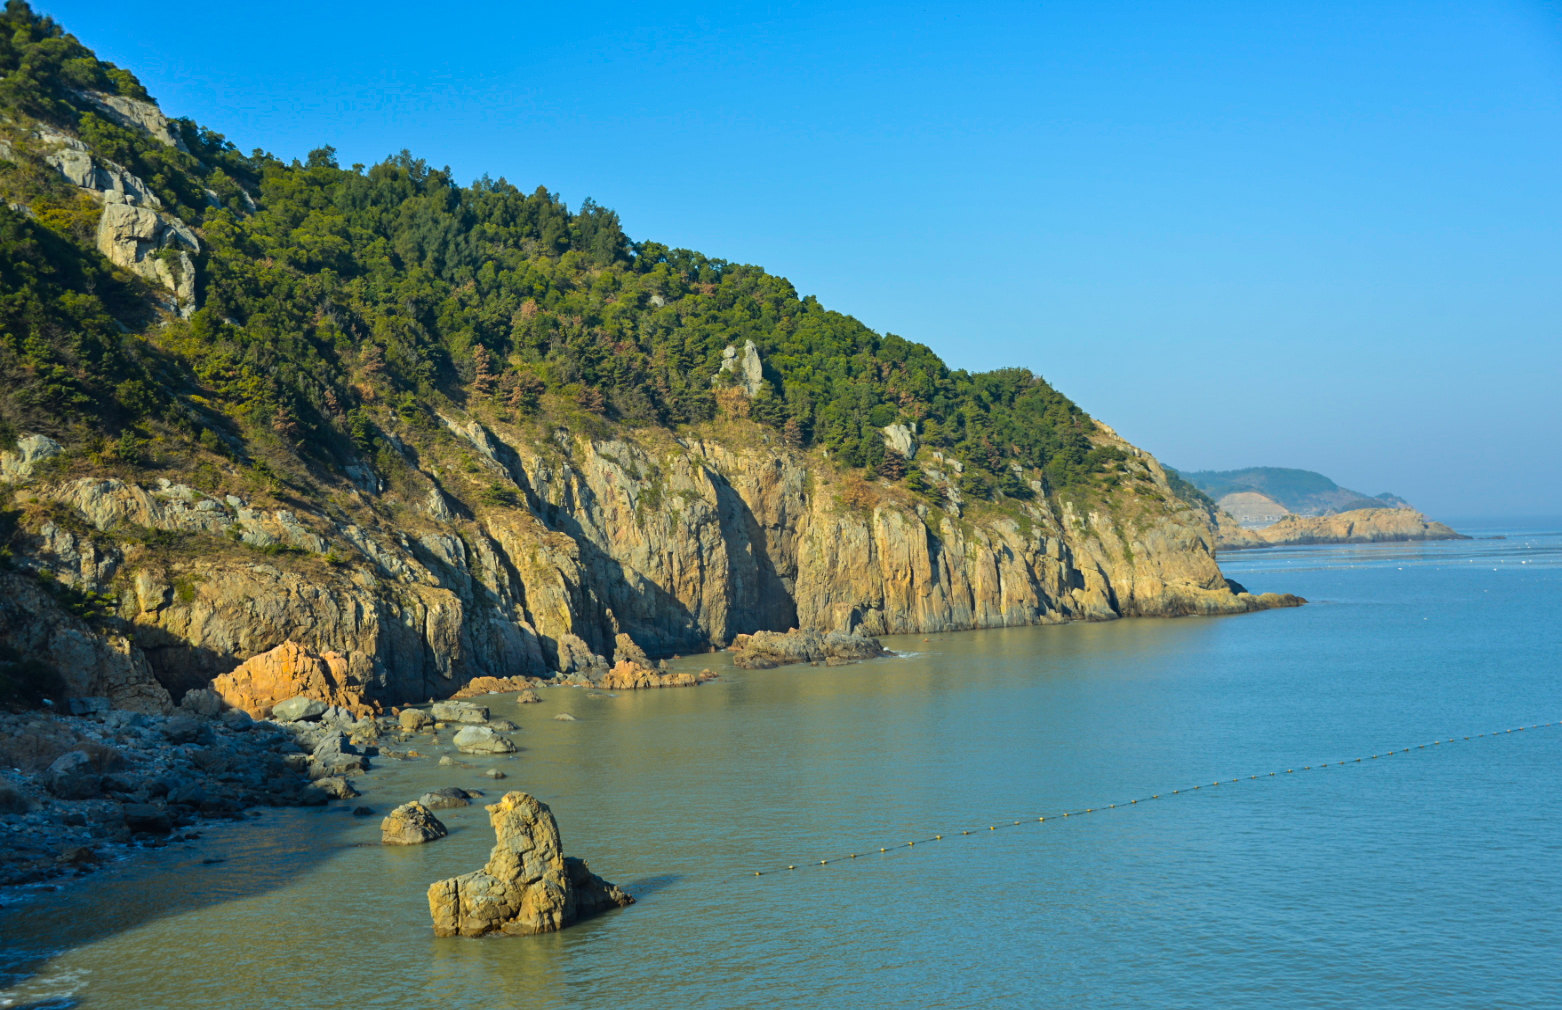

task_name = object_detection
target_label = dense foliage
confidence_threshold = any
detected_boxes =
[0,1,1130,501]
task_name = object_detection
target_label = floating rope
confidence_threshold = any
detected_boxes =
[746,719,1560,877]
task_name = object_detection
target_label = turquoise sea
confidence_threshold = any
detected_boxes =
[3,521,1560,1008]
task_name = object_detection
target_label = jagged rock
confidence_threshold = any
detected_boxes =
[309,732,367,777]
[0,433,64,481]
[399,708,434,732]
[381,801,448,845]
[271,696,328,723]
[613,632,650,667]
[426,792,632,936]
[516,689,542,705]
[430,700,488,724]
[211,642,376,720]
[730,629,890,670]
[419,787,472,810]
[452,725,517,754]
[597,660,700,690]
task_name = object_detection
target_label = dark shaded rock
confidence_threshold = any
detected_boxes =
[46,750,102,800]
[122,803,172,834]
[418,787,472,810]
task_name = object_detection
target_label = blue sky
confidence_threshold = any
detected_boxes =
[39,1,1562,518]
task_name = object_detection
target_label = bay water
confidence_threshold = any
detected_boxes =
[3,522,1560,1008]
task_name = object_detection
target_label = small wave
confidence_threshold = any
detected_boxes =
[0,965,90,1009]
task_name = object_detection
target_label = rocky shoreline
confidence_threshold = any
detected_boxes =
[0,700,393,889]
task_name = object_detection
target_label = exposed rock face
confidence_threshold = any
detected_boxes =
[1218,508,1467,550]
[730,629,890,670]
[209,641,376,720]
[0,433,63,481]
[881,422,917,459]
[426,791,632,937]
[4,417,1296,712]
[381,801,448,845]
[714,340,765,396]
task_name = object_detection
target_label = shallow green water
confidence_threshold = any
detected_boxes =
[3,522,1560,1008]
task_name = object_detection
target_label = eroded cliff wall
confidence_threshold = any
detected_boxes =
[1,418,1288,709]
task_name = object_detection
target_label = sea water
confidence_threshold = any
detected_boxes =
[3,522,1560,1009]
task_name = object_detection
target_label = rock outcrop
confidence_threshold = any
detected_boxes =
[730,629,891,670]
[209,641,377,720]
[427,791,632,937]
[1218,508,1467,550]
[596,660,705,690]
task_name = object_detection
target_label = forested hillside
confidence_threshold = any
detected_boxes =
[0,2,1287,713]
[0,1,1138,506]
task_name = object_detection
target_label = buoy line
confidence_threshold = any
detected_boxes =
[745,719,1561,878]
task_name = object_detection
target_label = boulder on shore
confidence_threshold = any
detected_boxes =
[210,641,377,720]
[427,791,632,937]
[381,801,448,845]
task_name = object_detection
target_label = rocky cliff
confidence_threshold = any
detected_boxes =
[1,417,1297,711]
[1216,508,1467,550]
[0,6,1302,716]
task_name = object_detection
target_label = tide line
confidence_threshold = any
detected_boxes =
[744,719,1561,878]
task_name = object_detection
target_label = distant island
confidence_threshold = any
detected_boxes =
[1171,466,1467,550]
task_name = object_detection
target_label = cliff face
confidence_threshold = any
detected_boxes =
[1217,508,1467,550]
[2,418,1288,709]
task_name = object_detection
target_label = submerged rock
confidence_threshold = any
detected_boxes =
[381,801,448,845]
[426,791,632,937]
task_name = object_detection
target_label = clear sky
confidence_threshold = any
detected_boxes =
[38,0,1562,518]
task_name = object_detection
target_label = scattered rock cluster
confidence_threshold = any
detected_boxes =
[427,791,632,937]
[0,696,396,886]
[596,660,717,690]
[729,629,891,670]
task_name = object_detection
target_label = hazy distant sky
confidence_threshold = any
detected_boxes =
[40,1,1562,518]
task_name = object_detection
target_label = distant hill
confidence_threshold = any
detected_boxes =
[1173,467,1409,522]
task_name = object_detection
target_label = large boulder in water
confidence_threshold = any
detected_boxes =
[452,725,516,754]
[427,791,632,937]
[381,801,448,845]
